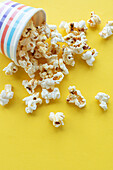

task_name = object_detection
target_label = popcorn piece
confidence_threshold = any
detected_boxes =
[76,20,88,32]
[87,11,101,27]
[36,41,48,58]
[49,25,57,31]
[66,86,86,108]
[49,112,65,127]
[39,63,54,79]
[3,62,18,75]
[99,21,113,39]
[53,72,64,84]
[18,50,27,58]
[62,46,75,66]
[41,88,60,104]
[19,38,36,53]
[51,30,64,44]
[37,23,51,38]
[59,20,88,33]
[64,31,87,45]
[49,43,60,55]
[19,57,39,78]
[38,78,55,90]
[22,79,38,94]
[30,30,39,41]
[0,84,14,106]
[59,21,70,33]
[59,59,69,75]
[38,72,64,90]
[23,92,42,114]
[71,41,84,54]
[48,24,64,43]
[95,92,110,111]
[47,55,59,68]
[64,32,90,54]
[82,49,98,66]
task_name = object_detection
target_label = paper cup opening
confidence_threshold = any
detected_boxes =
[14,8,46,65]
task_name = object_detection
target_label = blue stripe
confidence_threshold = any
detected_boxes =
[6,7,33,59]
[0,3,19,29]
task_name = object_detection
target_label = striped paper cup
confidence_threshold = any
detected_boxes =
[0,0,46,65]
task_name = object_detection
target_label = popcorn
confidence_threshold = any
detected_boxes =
[0,84,14,106]
[59,20,88,33]
[99,21,113,39]
[49,112,65,127]
[51,31,64,44]
[30,30,39,41]
[3,62,18,75]
[53,72,64,84]
[59,21,70,33]
[49,43,60,55]
[49,25,57,31]
[22,79,38,94]
[36,41,48,58]
[76,20,88,32]
[23,92,42,114]
[19,57,39,78]
[37,23,51,38]
[71,41,84,54]
[63,31,90,54]
[48,24,64,44]
[59,59,69,75]
[66,86,86,108]
[38,78,55,90]
[87,11,101,27]
[39,63,54,79]
[19,38,36,53]
[22,28,30,38]
[38,72,64,89]
[64,31,87,45]
[47,55,59,68]
[82,49,98,66]
[41,88,60,104]
[95,92,110,111]
[107,21,113,30]
[62,46,75,66]
[18,50,27,58]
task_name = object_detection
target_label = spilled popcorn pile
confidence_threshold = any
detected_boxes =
[1,11,112,127]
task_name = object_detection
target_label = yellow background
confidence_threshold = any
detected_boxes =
[0,0,113,169]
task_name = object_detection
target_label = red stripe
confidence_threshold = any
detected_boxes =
[1,4,26,55]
